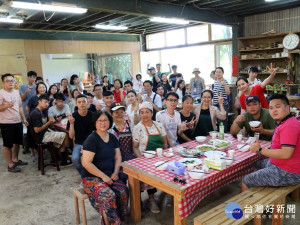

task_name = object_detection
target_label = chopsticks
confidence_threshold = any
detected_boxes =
[155,161,169,168]
[238,143,248,149]
[190,170,209,174]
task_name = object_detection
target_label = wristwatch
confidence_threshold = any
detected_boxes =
[256,147,263,156]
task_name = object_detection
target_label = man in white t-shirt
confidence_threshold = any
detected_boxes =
[156,91,186,146]
[142,80,162,120]
[0,73,29,172]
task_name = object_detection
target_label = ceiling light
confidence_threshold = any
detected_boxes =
[94,25,128,30]
[150,17,189,25]
[0,17,23,23]
[265,0,279,2]
[11,1,87,14]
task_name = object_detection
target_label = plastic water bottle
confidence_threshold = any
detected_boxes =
[219,122,224,140]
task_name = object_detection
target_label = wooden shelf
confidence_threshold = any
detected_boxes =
[239,47,284,52]
[239,57,288,61]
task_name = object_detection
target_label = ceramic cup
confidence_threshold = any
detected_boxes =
[156,148,163,157]
[237,134,243,142]
[228,150,235,159]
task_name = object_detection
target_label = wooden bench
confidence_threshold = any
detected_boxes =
[194,184,300,225]
[73,187,89,225]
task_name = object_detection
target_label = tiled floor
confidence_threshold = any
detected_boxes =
[0,140,299,225]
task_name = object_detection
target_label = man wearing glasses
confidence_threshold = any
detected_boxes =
[0,73,28,172]
[156,91,186,147]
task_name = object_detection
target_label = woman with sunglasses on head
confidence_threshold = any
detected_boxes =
[81,110,128,225]
[132,102,168,213]
[192,90,226,137]
[237,63,276,114]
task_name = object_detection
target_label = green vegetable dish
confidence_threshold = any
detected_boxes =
[215,141,231,148]
[197,146,214,151]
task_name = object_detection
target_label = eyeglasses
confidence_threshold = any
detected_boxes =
[173,176,186,184]
[96,119,109,123]
[4,79,15,83]
[166,99,178,102]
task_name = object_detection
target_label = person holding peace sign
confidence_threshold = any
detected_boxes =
[178,95,196,143]
[237,63,276,113]
[192,90,226,137]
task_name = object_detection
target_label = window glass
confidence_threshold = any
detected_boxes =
[187,25,209,44]
[147,33,165,49]
[216,44,232,81]
[165,29,185,47]
[211,24,232,40]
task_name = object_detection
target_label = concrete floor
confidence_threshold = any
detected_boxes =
[0,139,300,225]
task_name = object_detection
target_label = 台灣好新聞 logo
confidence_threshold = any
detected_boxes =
[225,202,243,219]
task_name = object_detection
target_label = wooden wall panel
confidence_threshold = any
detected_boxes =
[24,40,45,76]
[44,40,64,53]
[79,41,96,53]
[1,39,141,82]
[0,39,27,87]
[244,6,300,36]
[62,40,80,53]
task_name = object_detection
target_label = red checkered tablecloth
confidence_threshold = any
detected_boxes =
[125,135,271,219]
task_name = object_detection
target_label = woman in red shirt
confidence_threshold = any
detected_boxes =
[237,63,276,112]
[113,79,126,103]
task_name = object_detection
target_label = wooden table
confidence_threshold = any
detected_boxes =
[122,136,271,225]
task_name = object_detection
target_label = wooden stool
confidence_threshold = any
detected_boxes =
[37,142,60,175]
[73,187,89,225]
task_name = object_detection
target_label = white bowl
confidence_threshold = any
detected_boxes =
[237,144,250,152]
[143,151,156,158]
[164,152,174,157]
[196,136,206,142]
[188,170,204,179]
[155,161,168,170]
[249,121,261,128]
[209,131,220,138]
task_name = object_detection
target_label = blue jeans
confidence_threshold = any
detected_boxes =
[72,144,83,175]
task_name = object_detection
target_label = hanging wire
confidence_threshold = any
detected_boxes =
[37,0,56,22]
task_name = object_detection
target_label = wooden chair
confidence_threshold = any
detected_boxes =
[73,187,89,225]
[37,142,60,175]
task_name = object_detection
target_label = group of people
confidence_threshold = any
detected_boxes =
[0,62,299,225]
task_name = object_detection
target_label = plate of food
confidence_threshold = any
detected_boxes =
[196,144,216,151]
[204,151,226,158]
[179,147,204,158]
[208,140,232,150]
[179,158,202,166]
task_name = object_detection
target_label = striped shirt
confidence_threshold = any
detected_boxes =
[212,80,229,106]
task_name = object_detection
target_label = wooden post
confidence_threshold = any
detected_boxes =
[74,194,80,224]
[174,197,187,225]
[81,199,87,225]
[128,176,141,222]
[253,213,262,225]
[291,188,300,202]
[272,198,285,225]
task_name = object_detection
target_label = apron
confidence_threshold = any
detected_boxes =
[144,122,163,151]
[113,121,135,182]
